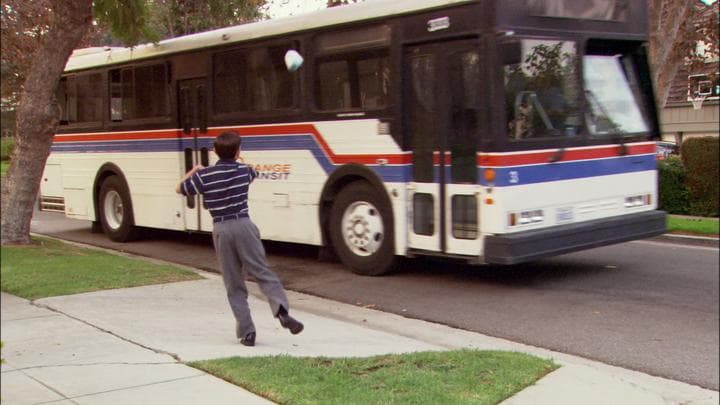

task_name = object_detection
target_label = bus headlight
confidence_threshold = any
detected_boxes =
[509,209,544,227]
[625,194,651,208]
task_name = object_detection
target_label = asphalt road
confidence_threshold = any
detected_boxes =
[30,210,719,390]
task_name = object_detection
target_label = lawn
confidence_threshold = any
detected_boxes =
[0,160,8,177]
[668,216,719,236]
[1,236,203,300]
[191,350,557,405]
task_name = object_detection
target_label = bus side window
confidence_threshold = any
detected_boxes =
[213,42,298,115]
[315,51,390,111]
[109,64,170,122]
[57,77,70,125]
[314,24,391,112]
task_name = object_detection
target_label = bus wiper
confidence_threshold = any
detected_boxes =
[615,133,628,156]
[585,89,628,155]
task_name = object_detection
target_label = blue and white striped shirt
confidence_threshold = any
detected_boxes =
[181,159,258,219]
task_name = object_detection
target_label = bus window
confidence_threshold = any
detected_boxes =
[525,0,628,21]
[77,73,103,123]
[504,40,580,140]
[583,53,649,138]
[108,63,169,121]
[57,77,71,125]
[449,50,480,183]
[57,74,103,125]
[213,43,297,115]
[316,51,390,111]
[408,55,436,183]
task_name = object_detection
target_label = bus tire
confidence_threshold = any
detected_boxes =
[98,175,138,242]
[329,181,397,276]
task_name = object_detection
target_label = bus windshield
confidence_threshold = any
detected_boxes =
[583,54,650,138]
[504,39,581,140]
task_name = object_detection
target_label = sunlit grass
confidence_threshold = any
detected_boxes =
[668,216,719,236]
[191,350,558,405]
[1,236,202,299]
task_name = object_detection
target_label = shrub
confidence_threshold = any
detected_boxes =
[658,155,690,215]
[682,137,719,217]
[1,137,15,161]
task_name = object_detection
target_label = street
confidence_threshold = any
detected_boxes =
[31,210,719,390]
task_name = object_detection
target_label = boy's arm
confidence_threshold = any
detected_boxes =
[175,165,204,194]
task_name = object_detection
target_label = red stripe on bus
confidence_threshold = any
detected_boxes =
[54,130,181,142]
[478,143,656,167]
[55,124,413,165]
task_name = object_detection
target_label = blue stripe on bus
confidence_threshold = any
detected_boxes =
[476,154,656,187]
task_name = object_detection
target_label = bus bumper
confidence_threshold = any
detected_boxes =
[483,210,667,265]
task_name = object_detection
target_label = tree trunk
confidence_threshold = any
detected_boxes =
[0,0,93,245]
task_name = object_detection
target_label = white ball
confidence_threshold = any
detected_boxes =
[284,50,304,72]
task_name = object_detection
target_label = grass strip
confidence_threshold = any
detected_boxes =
[1,161,8,177]
[190,350,557,405]
[668,216,719,237]
[1,236,202,300]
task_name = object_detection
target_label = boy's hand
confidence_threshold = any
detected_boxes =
[175,164,205,194]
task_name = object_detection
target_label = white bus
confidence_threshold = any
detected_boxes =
[41,0,667,275]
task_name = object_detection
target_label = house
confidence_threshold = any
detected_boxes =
[660,61,719,147]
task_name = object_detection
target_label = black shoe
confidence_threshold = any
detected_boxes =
[240,332,256,346]
[278,309,304,335]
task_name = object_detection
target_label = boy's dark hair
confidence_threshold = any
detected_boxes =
[214,131,242,160]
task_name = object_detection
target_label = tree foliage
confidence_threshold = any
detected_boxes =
[0,0,52,110]
[148,0,265,39]
[0,0,271,245]
[649,0,719,107]
[94,0,157,44]
[1,0,266,113]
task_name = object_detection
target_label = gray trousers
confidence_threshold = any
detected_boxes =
[212,217,289,338]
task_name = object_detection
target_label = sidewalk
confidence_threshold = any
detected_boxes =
[2,269,718,405]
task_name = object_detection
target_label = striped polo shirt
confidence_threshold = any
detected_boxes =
[181,159,257,219]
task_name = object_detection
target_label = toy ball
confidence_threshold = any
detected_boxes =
[284,50,304,72]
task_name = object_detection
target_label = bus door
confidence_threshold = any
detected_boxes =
[404,40,482,256]
[178,78,211,232]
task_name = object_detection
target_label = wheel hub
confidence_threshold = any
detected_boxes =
[104,190,124,230]
[342,201,383,257]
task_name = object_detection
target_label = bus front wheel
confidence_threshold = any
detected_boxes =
[329,181,397,276]
[98,175,138,242]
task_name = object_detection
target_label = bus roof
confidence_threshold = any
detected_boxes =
[65,0,473,72]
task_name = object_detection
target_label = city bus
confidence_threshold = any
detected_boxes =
[40,0,667,275]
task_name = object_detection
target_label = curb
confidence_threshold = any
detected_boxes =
[649,233,719,248]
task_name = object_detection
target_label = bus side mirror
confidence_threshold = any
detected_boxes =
[500,42,522,65]
[284,50,304,72]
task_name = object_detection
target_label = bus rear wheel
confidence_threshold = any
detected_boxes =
[98,175,138,242]
[329,181,397,276]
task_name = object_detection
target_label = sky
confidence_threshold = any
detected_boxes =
[262,0,718,19]
[265,0,328,19]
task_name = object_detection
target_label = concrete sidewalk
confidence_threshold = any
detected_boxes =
[2,270,718,405]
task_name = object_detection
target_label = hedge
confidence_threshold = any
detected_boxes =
[681,137,719,217]
[1,137,15,161]
[658,155,690,215]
